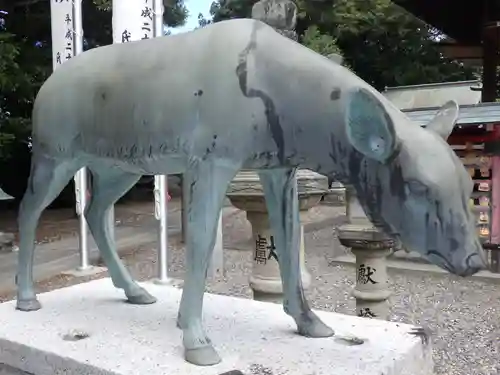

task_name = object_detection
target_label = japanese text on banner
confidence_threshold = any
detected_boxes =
[50,0,75,69]
[141,0,154,40]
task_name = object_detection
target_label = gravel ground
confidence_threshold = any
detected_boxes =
[0,199,163,245]
[1,208,498,375]
[125,227,500,375]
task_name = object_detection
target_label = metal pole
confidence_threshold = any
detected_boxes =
[72,0,91,271]
[150,0,170,283]
[75,170,90,270]
[154,175,169,282]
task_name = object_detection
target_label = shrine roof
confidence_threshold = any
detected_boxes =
[405,102,500,126]
[391,0,500,45]
[383,80,482,109]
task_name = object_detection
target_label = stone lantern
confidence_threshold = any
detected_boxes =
[227,170,328,302]
[225,0,329,303]
[337,186,393,320]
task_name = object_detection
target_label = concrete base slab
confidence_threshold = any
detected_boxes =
[60,265,108,278]
[0,278,432,375]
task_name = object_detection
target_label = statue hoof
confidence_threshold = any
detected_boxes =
[184,345,221,366]
[298,316,335,338]
[126,289,157,305]
[16,298,42,312]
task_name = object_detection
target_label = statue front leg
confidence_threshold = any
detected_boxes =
[258,168,334,338]
[177,160,240,366]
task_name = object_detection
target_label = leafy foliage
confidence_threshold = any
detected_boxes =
[0,0,187,199]
[197,13,212,28]
[301,25,342,57]
[204,0,478,90]
[0,23,44,159]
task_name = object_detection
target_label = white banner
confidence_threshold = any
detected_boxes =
[50,0,90,269]
[50,0,76,70]
[112,0,158,43]
[152,0,164,38]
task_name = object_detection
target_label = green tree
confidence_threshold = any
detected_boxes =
[0,0,188,200]
[300,25,349,66]
[0,31,24,156]
[199,3,346,62]
[205,0,477,90]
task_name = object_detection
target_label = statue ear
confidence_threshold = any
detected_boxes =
[424,100,459,140]
[345,88,399,163]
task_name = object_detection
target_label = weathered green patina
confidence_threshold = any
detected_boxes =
[16,19,487,366]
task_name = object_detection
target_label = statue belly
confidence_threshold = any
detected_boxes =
[87,153,189,176]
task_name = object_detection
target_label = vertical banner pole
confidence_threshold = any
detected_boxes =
[154,175,169,282]
[112,0,170,283]
[50,0,90,271]
[72,0,91,271]
[151,0,170,284]
[110,0,143,262]
[75,169,90,270]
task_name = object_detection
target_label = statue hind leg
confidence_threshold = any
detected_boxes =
[85,165,156,304]
[258,168,334,338]
[16,153,81,311]
[176,160,240,366]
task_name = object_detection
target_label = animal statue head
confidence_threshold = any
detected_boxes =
[342,88,487,276]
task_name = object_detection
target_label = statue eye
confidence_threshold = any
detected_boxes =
[406,180,428,196]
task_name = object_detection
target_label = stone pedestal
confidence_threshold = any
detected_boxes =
[0,278,434,375]
[338,186,393,320]
[227,170,328,303]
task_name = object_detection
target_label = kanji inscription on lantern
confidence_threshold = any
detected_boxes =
[254,235,279,264]
[357,264,377,284]
[358,307,376,318]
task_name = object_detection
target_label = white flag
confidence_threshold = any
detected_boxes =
[50,0,76,70]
